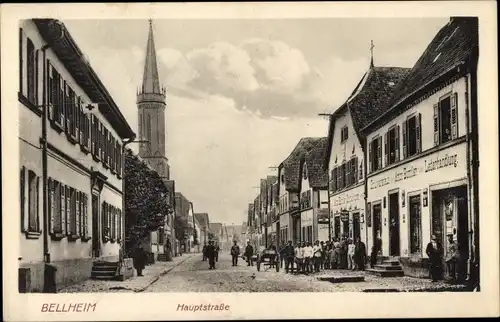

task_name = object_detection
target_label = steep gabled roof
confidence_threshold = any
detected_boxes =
[324,66,410,168]
[304,137,329,189]
[362,17,479,133]
[209,223,223,236]
[282,137,323,192]
[194,213,209,229]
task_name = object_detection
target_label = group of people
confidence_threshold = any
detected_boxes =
[427,234,463,283]
[278,237,368,274]
[202,240,220,270]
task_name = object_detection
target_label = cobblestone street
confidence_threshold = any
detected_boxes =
[145,253,468,292]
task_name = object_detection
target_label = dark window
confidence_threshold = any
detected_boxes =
[20,167,25,231]
[48,63,63,127]
[369,136,382,172]
[434,93,458,146]
[404,114,421,158]
[409,195,422,254]
[341,126,349,143]
[28,170,39,232]
[26,38,38,104]
[385,126,400,166]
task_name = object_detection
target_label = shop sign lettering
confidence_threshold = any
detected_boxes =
[333,193,361,206]
[424,153,458,173]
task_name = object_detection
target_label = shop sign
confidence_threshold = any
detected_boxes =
[369,148,462,191]
[333,193,361,207]
[317,209,329,224]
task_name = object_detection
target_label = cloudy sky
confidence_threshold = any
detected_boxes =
[64,17,448,225]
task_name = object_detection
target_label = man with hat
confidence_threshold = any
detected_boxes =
[426,235,444,282]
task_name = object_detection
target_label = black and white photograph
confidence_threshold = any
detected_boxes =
[2,1,498,321]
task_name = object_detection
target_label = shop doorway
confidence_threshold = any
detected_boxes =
[334,216,341,239]
[409,195,422,254]
[432,186,469,280]
[372,204,382,252]
[388,192,400,256]
[292,216,301,245]
[92,193,100,258]
[342,218,349,239]
[352,213,361,241]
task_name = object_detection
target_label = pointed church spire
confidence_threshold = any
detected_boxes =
[141,19,161,94]
[370,40,375,68]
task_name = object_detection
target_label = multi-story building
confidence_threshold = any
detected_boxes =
[175,192,192,253]
[299,137,330,243]
[19,19,135,291]
[325,61,410,245]
[194,213,210,246]
[360,17,479,279]
[277,138,323,245]
[193,212,202,253]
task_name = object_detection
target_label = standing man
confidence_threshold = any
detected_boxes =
[294,242,304,274]
[354,237,367,271]
[244,241,254,266]
[206,240,217,270]
[445,234,459,282]
[132,244,148,277]
[313,241,323,272]
[202,242,208,261]
[426,235,443,282]
[303,242,314,274]
[230,240,240,266]
[282,241,295,274]
[215,242,220,262]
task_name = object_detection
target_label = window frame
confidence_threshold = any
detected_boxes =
[340,126,349,143]
[26,37,38,105]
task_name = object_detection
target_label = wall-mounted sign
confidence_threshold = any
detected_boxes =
[401,190,406,208]
[424,153,458,173]
[332,193,361,207]
[366,203,372,227]
[423,188,428,207]
[317,209,329,224]
[340,212,349,222]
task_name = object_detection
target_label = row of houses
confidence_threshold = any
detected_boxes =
[246,17,479,280]
[17,18,210,292]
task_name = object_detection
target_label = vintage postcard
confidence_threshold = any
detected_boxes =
[2,1,499,321]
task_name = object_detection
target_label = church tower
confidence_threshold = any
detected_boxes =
[137,20,170,180]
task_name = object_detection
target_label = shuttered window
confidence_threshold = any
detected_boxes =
[26,38,38,104]
[435,92,458,146]
[27,170,39,232]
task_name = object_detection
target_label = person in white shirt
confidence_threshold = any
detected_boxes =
[313,240,323,272]
[347,238,356,270]
[303,242,314,273]
[294,243,304,274]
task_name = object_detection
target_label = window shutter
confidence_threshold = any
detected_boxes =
[402,120,408,159]
[368,141,372,173]
[60,78,65,126]
[114,208,118,240]
[76,192,81,236]
[117,209,121,242]
[48,63,54,120]
[451,92,458,139]
[384,132,388,167]
[36,176,40,231]
[66,187,72,235]
[35,50,39,105]
[351,157,358,184]
[377,137,382,170]
[108,205,112,235]
[433,103,439,146]
[91,114,96,154]
[19,28,23,94]
[48,178,54,234]
[346,161,351,187]
[98,121,102,159]
[20,167,26,232]
[332,167,337,192]
[102,202,107,239]
[84,194,89,238]
[86,114,91,149]
[395,125,400,162]
[416,113,422,153]
[61,184,66,235]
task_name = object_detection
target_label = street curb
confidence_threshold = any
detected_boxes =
[134,254,197,293]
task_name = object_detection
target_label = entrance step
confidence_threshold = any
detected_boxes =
[91,261,119,280]
[374,264,403,271]
[317,275,365,283]
[366,268,405,277]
